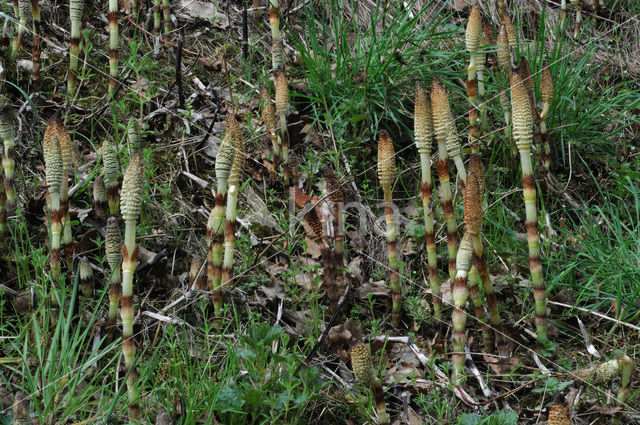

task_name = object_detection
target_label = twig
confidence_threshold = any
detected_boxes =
[176,31,184,109]
[548,300,640,332]
[577,316,601,359]
[242,3,248,59]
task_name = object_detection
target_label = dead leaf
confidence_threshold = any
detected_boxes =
[327,319,362,361]
[347,229,367,252]
[347,256,363,281]
[305,237,322,259]
[485,354,520,374]
[261,281,285,300]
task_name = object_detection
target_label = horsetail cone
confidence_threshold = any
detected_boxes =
[511,73,548,346]
[548,394,572,425]
[414,82,441,321]
[351,343,389,424]
[432,78,465,182]
[351,343,374,386]
[93,176,107,218]
[127,119,142,154]
[79,257,93,297]
[0,98,16,212]
[101,140,121,215]
[540,66,554,171]
[120,153,143,423]
[377,131,395,197]
[43,120,64,280]
[451,231,474,382]
[12,391,30,425]
[497,25,511,73]
[274,68,290,184]
[378,130,401,327]
[465,5,482,90]
[68,0,85,96]
[464,157,483,237]
[431,78,459,284]
[105,216,122,331]
[501,11,516,47]
[108,0,119,98]
[260,86,279,157]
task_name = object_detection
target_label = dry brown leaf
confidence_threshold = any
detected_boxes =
[485,354,520,374]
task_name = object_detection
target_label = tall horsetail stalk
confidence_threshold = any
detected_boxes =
[511,73,548,346]
[260,86,279,165]
[93,176,107,218]
[68,0,84,96]
[540,65,554,172]
[221,121,244,289]
[101,139,121,216]
[451,231,473,383]
[351,344,389,424]
[43,120,64,283]
[378,130,401,327]
[468,156,506,353]
[11,0,30,61]
[274,68,289,186]
[30,0,41,85]
[105,216,122,332]
[414,83,441,321]
[51,120,74,272]
[323,168,345,307]
[462,158,491,353]
[0,98,16,214]
[108,0,118,98]
[268,0,284,70]
[431,77,459,284]
[120,153,144,423]
[208,114,236,314]
[162,0,170,34]
[465,5,482,153]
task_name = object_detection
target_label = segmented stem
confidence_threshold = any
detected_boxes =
[68,0,85,96]
[108,0,118,98]
[269,2,283,70]
[162,0,171,34]
[154,0,161,35]
[431,79,458,283]
[511,74,547,346]
[378,130,400,327]
[414,83,440,320]
[120,154,143,423]
[452,232,473,383]
[466,5,481,153]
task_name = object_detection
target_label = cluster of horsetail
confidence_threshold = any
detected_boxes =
[0,0,634,423]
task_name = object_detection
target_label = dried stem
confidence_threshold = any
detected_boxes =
[30,0,41,85]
